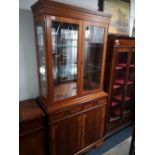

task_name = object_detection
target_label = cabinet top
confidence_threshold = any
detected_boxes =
[19,99,45,123]
[31,0,111,20]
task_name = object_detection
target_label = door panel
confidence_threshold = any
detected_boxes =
[83,24,105,92]
[50,16,82,101]
[83,105,106,147]
[49,114,81,155]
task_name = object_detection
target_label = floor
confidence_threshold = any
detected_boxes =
[84,125,133,155]
[102,137,131,155]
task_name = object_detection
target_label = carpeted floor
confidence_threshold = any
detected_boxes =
[84,125,133,155]
[102,137,131,155]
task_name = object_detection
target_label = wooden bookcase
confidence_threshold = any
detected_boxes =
[104,35,135,136]
[31,1,111,155]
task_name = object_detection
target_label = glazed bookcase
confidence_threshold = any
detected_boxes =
[104,35,135,136]
[31,0,111,155]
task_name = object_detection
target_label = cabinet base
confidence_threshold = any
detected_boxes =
[105,114,132,138]
[75,138,104,155]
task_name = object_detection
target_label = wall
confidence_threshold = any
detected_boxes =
[19,9,38,100]
[129,0,135,36]
[19,0,98,101]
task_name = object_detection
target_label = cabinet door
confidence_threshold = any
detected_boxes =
[50,16,82,101]
[20,130,47,155]
[82,21,108,93]
[108,47,131,123]
[82,105,106,147]
[35,20,47,98]
[123,49,135,116]
[49,115,82,155]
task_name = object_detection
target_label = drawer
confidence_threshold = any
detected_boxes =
[114,39,135,47]
[83,101,94,109]
[51,106,82,120]
[83,98,107,110]
[93,98,107,106]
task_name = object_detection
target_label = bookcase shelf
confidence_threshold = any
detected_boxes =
[116,63,135,68]
[114,94,131,102]
[113,84,121,89]
[110,116,120,122]
[111,101,119,107]
[115,79,133,85]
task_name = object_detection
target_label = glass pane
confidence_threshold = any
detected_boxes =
[109,51,129,122]
[51,21,79,101]
[36,22,47,97]
[83,26,104,91]
[123,51,135,115]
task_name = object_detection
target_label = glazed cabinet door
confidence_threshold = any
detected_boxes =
[82,105,106,147]
[50,16,82,102]
[82,21,108,94]
[49,115,82,155]
[35,19,47,98]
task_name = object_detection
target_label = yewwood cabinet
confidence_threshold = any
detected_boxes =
[48,103,106,155]
[31,0,111,154]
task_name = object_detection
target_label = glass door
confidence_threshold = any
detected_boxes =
[109,48,130,122]
[82,22,106,93]
[36,21,47,98]
[123,50,135,116]
[51,17,82,101]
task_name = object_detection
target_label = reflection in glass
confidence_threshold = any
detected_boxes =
[36,22,46,97]
[83,26,104,91]
[51,21,79,101]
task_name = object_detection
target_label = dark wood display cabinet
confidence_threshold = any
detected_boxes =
[19,99,47,155]
[104,35,135,136]
[31,0,111,155]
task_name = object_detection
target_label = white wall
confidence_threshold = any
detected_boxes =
[19,0,98,101]
[19,9,38,101]
[19,0,98,10]
[130,0,135,36]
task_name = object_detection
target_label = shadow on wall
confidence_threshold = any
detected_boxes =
[19,9,39,101]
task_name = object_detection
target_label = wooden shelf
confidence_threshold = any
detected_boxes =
[123,110,131,115]
[54,82,77,101]
[130,64,135,68]
[111,101,119,107]
[114,94,131,102]
[115,79,133,85]
[112,108,121,116]
[115,66,123,70]
[110,116,120,122]
[113,84,121,89]
[116,63,135,68]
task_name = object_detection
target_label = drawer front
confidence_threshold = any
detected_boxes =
[83,101,94,109]
[51,106,82,121]
[20,118,45,135]
[114,39,135,47]
[83,97,107,110]
[50,97,107,122]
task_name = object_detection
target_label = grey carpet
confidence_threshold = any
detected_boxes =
[102,137,131,155]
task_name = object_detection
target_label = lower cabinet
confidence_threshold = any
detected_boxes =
[49,114,82,155]
[83,106,106,147]
[20,129,47,155]
[48,103,106,155]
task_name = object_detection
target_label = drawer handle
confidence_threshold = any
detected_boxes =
[93,100,98,104]
[64,110,71,116]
